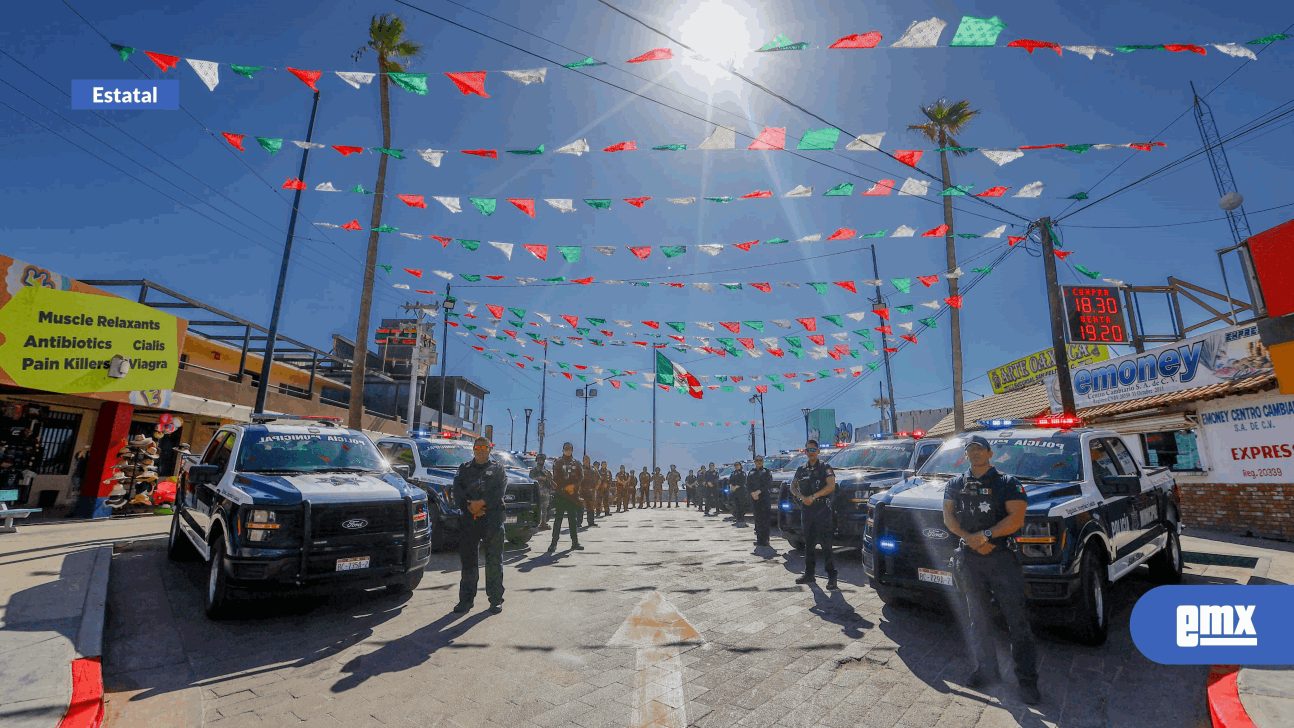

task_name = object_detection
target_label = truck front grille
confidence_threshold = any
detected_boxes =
[874,506,959,582]
[311,501,406,539]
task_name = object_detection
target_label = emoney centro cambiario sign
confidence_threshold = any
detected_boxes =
[0,286,180,393]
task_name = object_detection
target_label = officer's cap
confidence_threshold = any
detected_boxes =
[964,435,992,451]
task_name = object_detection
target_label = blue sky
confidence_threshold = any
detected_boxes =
[3,0,1291,470]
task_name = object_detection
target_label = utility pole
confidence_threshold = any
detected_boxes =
[399,301,438,431]
[749,421,756,460]
[537,358,548,455]
[436,284,454,432]
[577,387,597,457]
[506,408,517,450]
[651,348,657,474]
[255,90,320,414]
[801,407,811,444]
[523,408,533,453]
[1039,218,1077,415]
[749,393,767,456]
[869,244,900,433]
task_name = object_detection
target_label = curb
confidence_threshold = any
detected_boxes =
[57,545,111,728]
[1209,665,1258,728]
[57,658,104,728]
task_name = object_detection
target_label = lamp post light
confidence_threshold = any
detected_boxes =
[523,408,533,453]
[801,407,812,443]
[436,291,455,432]
[749,393,768,457]
[576,387,598,457]
[506,408,518,451]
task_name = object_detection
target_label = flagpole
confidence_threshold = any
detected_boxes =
[870,244,900,433]
[651,348,657,474]
[538,357,548,455]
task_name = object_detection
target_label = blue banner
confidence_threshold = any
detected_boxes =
[1131,585,1294,664]
[71,80,179,110]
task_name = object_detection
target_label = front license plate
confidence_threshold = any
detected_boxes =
[504,516,518,525]
[918,568,954,586]
[335,556,370,572]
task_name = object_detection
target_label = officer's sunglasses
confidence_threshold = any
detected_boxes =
[805,447,819,453]
[473,444,490,451]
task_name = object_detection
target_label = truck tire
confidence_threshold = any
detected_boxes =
[167,512,198,562]
[874,584,900,606]
[1148,528,1184,584]
[788,536,805,552]
[204,537,235,620]
[388,569,424,594]
[1070,546,1110,646]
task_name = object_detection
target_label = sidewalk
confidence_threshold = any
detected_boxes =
[0,516,168,728]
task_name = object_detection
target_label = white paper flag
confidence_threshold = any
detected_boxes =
[463,301,479,313]
[186,59,220,91]
[697,244,723,256]
[760,337,778,347]
[314,222,339,228]
[602,280,624,284]
[433,196,462,212]
[502,68,547,84]
[797,234,822,242]
[777,282,800,288]
[981,148,1024,166]
[335,71,375,88]
[315,182,339,191]
[399,233,422,240]
[489,242,514,260]
[898,322,914,332]
[545,198,576,213]
[1063,46,1115,59]
[891,225,916,237]
[291,141,325,149]
[695,321,714,330]
[891,17,947,47]
[846,311,867,322]
[554,139,590,155]
[845,132,886,151]
[983,225,1007,238]
[433,270,453,279]
[696,125,736,150]
[515,277,537,284]
[643,373,656,383]
[898,178,929,196]
[591,246,615,255]
[946,267,964,279]
[784,185,814,197]
[535,312,551,322]
[416,149,447,167]
[831,332,850,340]
[1212,44,1257,60]
[667,197,697,205]
[740,386,751,393]
[791,382,802,389]
[1104,278,1126,287]
[393,283,410,289]
[696,336,710,346]
[772,319,792,328]
[1014,182,1044,198]
[851,366,863,375]
[749,351,763,358]
[692,283,713,292]
[614,320,633,327]
[920,300,942,309]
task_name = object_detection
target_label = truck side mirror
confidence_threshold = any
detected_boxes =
[392,464,413,480]
[187,464,220,486]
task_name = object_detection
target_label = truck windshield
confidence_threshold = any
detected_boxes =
[918,434,1085,482]
[829,443,914,470]
[237,431,386,473]
[762,456,791,470]
[781,454,808,472]
[491,451,526,469]
[417,443,474,467]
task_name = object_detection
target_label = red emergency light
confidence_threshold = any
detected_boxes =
[1035,415,1083,429]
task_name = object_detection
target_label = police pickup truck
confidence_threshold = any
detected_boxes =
[862,419,1183,645]
[169,415,431,619]
[373,435,540,550]
[778,436,939,551]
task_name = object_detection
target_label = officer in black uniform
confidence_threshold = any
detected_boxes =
[728,462,748,523]
[701,463,717,514]
[790,440,838,590]
[942,434,1040,705]
[452,437,509,615]
[747,455,774,546]
[684,470,697,507]
[547,443,586,553]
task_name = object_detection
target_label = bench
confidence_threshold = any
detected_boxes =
[0,489,40,533]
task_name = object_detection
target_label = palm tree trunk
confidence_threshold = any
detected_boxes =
[347,56,393,429]
[938,132,965,433]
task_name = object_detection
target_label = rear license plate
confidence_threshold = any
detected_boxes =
[504,516,518,525]
[335,556,370,572]
[918,568,954,586]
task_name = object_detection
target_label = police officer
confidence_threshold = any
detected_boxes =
[547,443,585,553]
[580,455,599,527]
[638,466,651,508]
[790,440,838,590]
[747,455,774,546]
[652,467,665,507]
[626,467,638,510]
[529,453,552,531]
[684,469,697,507]
[666,465,681,507]
[452,437,509,614]
[599,461,613,516]
[942,435,1040,705]
[702,463,718,515]
[728,462,748,523]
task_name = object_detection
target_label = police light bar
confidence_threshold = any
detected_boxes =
[979,419,1026,429]
[872,430,926,440]
[1035,415,1083,429]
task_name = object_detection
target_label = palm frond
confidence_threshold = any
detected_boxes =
[907,123,940,145]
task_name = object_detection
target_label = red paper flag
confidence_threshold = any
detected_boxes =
[830,32,883,48]
[975,186,1009,197]
[403,268,423,278]
[633,341,649,347]
[600,330,614,337]
[662,282,684,288]
[333,145,365,156]
[873,308,890,320]
[945,296,963,308]
[922,225,950,237]
[504,330,518,339]
[573,364,587,370]
[1055,250,1075,260]
[767,349,783,358]
[561,315,580,327]
[623,197,651,208]
[627,48,673,63]
[221,132,246,151]
[740,190,773,199]
[642,321,660,329]
[603,141,637,152]
[144,51,180,72]
[827,228,857,241]
[796,317,817,332]
[807,335,825,346]
[669,335,684,343]
[522,244,547,261]
[563,372,573,380]
[785,373,797,379]
[610,380,621,389]
[397,194,427,208]
[875,325,893,335]
[485,275,505,281]
[286,67,322,91]
[627,246,652,259]
[901,334,918,343]
[917,275,939,287]
[756,384,769,393]
[733,240,758,251]
[571,277,594,285]
[737,338,754,349]
[719,322,740,333]
[431,235,452,247]
[851,369,861,377]
[472,346,485,351]
[281,177,306,190]
[461,149,498,158]
[1008,236,1026,246]
[861,180,895,196]
[1007,39,1062,55]
[884,347,898,353]
[748,127,786,150]
[834,281,857,293]
[445,71,489,97]
[833,346,849,354]
[731,376,743,382]
[507,198,536,217]
[416,290,436,294]
[487,305,505,319]
[894,150,923,167]
[1020,144,1065,150]
[750,282,771,292]
[341,220,362,231]
[516,362,525,369]
[1164,44,1207,55]
[1128,142,1168,151]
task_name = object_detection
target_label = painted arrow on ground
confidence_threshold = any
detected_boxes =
[608,591,705,728]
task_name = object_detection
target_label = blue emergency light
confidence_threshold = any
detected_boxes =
[878,536,898,553]
[780,502,792,511]
[979,419,1023,429]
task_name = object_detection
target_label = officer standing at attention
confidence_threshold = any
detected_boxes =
[599,461,613,516]
[452,437,509,614]
[547,443,585,553]
[616,465,630,512]
[728,462,748,523]
[666,465,681,507]
[626,467,638,510]
[639,466,652,508]
[684,469,697,507]
[942,435,1040,705]
[706,463,721,515]
[747,455,773,547]
[790,440,839,590]
[529,453,552,531]
[580,455,599,527]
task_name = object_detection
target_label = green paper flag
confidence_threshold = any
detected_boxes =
[1116,45,1165,52]
[717,337,735,348]
[705,197,733,203]
[935,147,978,153]
[853,329,871,339]
[807,283,828,294]
[587,318,606,326]
[557,246,581,262]
[721,283,742,290]
[891,278,912,294]
[861,342,877,352]
[631,282,649,287]
[371,147,405,159]
[377,264,392,274]
[506,352,518,358]
[823,182,854,196]
[543,276,566,282]
[939,184,974,196]
[717,375,728,382]
[972,266,993,275]
[564,57,605,69]
[558,362,569,369]
[484,354,493,359]
[919,317,938,328]
[460,274,481,282]
[765,238,789,245]
[956,233,980,239]
[110,44,136,61]
[349,184,372,194]
[895,305,914,314]
[575,327,589,336]
[652,144,687,151]
[950,15,1008,47]
[1075,265,1102,279]
[1247,33,1291,44]
[1063,144,1092,154]
[508,144,545,156]
[230,64,263,78]
[849,350,859,359]
[742,321,764,332]
[859,230,887,238]
[508,308,526,319]
[458,239,481,251]
[584,198,611,210]
[722,386,734,393]
[773,384,786,391]
[464,325,478,331]
[786,337,802,348]
[822,315,843,328]
[661,246,687,258]
[817,370,831,378]
[387,72,429,95]
[371,225,398,233]
[666,322,685,333]
[1067,192,1090,200]
[674,347,687,353]
[469,197,496,216]
[577,375,587,382]
[797,128,841,150]
[256,137,283,155]
[758,33,808,51]
[868,362,881,372]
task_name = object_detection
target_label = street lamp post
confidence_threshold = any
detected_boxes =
[436,287,455,432]
[506,408,518,450]
[523,408,533,453]
[801,407,812,443]
[576,387,598,457]
[749,394,768,457]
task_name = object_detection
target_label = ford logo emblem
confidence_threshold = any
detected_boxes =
[922,528,949,539]
[342,519,368,530]
[504,494,515,502]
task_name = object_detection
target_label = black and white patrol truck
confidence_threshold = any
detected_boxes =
[861,419,1183,645]
[168,415,432,618]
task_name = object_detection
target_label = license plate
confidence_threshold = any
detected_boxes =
[918,568,954,586]
[335,556,370,572]
[504,516,517,525]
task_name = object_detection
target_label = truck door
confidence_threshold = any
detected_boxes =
[1091,438,1138,560]
[191,431,233,538]
[915,442,940,470]
[1105,436,1161,547]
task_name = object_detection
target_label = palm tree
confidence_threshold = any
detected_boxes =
[347,14,424,429]
[872,396,891,431]
[909,99,980,434]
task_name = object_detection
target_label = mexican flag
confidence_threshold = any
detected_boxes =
[656,351,703,399]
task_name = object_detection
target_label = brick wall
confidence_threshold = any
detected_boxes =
[1178,482,1294,541]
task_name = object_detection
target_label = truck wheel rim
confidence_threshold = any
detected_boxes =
[208,550,219,602]
[1171,535,1180,571]
[1094,578,1104,626]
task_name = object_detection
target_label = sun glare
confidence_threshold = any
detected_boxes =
[676,0,756,83]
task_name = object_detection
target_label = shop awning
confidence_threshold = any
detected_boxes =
[1076,372,1277,420]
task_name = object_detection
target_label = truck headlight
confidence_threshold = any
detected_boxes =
[1016,520,1061,559]
[413,500,429,530]
[245,509,280,543]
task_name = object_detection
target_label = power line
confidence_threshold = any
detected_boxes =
[1062,201,1294,229]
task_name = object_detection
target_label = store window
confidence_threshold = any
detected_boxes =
[1140,430,1203,471]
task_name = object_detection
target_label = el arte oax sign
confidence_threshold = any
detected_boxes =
[987,344,1109,394]
[0,255,185,396]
